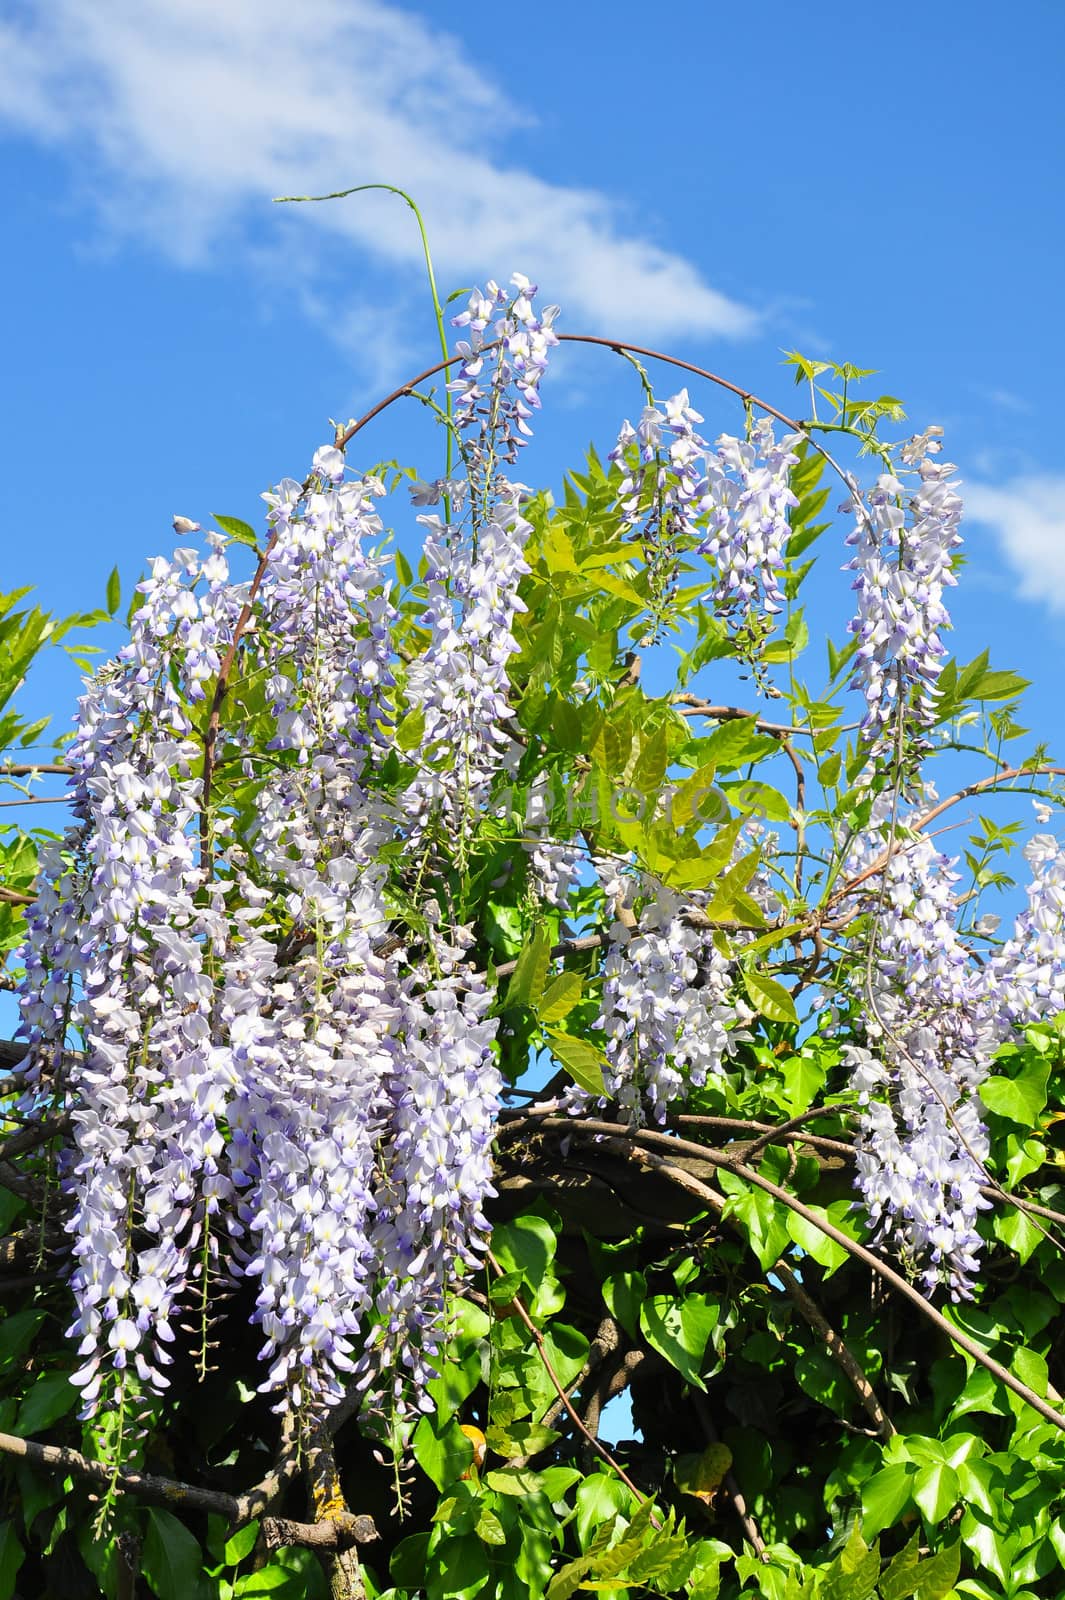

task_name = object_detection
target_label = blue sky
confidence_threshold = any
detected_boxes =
[1,0,1063,758]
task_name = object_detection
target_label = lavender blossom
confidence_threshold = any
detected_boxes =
[844,432,962,743]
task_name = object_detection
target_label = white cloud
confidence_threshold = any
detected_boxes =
[0,0,758,346]
[966,475,1065,612]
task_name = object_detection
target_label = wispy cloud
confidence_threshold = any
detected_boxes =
[973,385,1033,416]
[0,0,759,347]
[966,474,1065,612]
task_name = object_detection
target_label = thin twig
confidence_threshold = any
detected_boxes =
[485,1249,652,1513]
[529,1116,1065,1433]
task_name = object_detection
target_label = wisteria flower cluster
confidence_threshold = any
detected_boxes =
[13,278,563,1459]
[846,804,1065,1295]
[844,429,962,744]
[609,395,801,640]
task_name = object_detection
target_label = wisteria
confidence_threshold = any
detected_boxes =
[844,429,962,744]
[846,821,998,1295]
[588,874,745,1125]
[846,802,1065,1296]
[609,396,800,639]
[7,271,1065,1528]
[697,418,800,624]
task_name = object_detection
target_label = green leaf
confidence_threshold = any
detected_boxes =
[979,1058,1050,1124]
[861,1463,914,1538]
[484,1419,560,1457]
[143,1508,209,1600]
[234,1564,307,1597]
[429,1532,491,1600]
[0,1523,25,1600]
[507,925,551,1011]
[779,1049,827,1114]
[105,566,121,617]
[546,1029,606,1095]
[0,1310,46,1370]
[412,1414,474,1490]
[391,1533,432,1587]
[16,1372,78,1435]
[492,1214,556,1289]
[786,1206,850,1274]
[639,1294,717,1389]
[224,1522,260,1566]
[537,971,582,1023]
[602,1271,646,1340]
[743,970,799,1027]
[879,1530,922,1600]
[724,1185,790,1272]
[395,704,426,752]
[993,1204,1043,1264]
[914,1540,961,1600]
[911,1461,958,1523]
[213,514,261,552]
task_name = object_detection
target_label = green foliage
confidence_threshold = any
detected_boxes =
[1,337,1064,1600]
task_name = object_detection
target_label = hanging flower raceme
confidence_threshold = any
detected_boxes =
[37,547,243,1415]
[450,273,559,510]
[988,832,1065,1029]
[844,429,962,744]
[697,419,800,627]
[364,930,501,1405]
[588,875,743,1125]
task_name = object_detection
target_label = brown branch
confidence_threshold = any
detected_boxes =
[0,1429,242,1519]
[773,1259,894,1438]
[827,764,1065,911]
[0,797,68,808]
[543,1116,1065,1434]
[555,1127,891,1438]
[260,1512,378,1554]
[0,1114,70,1163]
[671,697,807,738]
[495,932,606,980]
[0,764,72,778]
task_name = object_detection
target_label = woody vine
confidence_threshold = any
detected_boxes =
[0,208,1063,1600]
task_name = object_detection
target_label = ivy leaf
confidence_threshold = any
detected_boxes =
[143,1508,209,1600]
[861,1463,914,1539]
[639,1294,717,1389]
[910,1461,958,1523]
[979,1057,1050,1124]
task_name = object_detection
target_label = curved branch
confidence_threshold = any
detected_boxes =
[526,1115,1065,1433]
